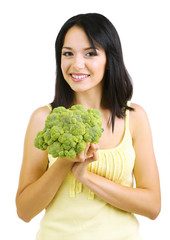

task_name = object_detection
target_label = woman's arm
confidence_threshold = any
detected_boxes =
[16,107,73,222]
[16,106,96,222]
[72,104,161,219]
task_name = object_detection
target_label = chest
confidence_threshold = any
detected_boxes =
[98,117,125,150]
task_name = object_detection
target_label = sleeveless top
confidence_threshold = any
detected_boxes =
[36,103,141,240]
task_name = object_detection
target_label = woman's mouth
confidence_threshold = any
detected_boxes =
[70,73,90,82]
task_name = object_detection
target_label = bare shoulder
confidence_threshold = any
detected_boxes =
[28,106,51,132]
[129,102,151,139]
[130,102,148,117]
[24,105,51,149]
[31,105,51,124]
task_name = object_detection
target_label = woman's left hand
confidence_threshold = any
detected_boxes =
[72,143,98,182]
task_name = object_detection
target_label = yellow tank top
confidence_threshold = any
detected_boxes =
[36,103,141,240]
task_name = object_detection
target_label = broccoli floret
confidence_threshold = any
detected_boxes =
[34,130,48,150]
[43,129,54,145]
[64,149,77,159]
[76,141,86,153]
[51,126,64,141]
[48,142,63,158]
[34,104,104,158]
[45,113,59,128]
[84,125,104,144]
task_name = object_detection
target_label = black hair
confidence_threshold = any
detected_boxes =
[51,13,133,131]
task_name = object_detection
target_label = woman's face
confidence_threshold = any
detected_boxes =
[61,26,107,93]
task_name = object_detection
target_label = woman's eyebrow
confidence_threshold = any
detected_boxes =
[62,47,72,50]
[62,46,97,50]
[84,47,97,50]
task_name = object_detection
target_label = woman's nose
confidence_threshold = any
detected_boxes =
[73,54,85,69]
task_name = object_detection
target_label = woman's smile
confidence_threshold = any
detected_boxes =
[70,73,90,82]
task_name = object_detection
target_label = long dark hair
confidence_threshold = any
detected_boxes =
[51,13,133,130]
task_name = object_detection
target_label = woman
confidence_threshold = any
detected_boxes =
[16,13,161,239]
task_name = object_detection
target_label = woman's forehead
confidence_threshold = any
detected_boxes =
[63,26,104,51]
[63,26,90,47]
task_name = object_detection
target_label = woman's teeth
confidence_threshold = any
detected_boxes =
[71,74,89,79]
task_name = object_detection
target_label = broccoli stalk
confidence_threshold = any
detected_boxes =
[34,104,104,159]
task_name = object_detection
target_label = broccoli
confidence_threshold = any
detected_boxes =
[34,104,104,159]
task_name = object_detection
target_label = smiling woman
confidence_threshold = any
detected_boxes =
[16,13,161,240]
[61,26,107,94]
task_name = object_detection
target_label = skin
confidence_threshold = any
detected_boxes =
[16,26,161,222]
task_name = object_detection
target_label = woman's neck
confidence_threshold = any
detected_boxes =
[73,90,102,110]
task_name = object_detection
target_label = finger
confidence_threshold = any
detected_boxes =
[76,143,90,162]
[75,143,98,162]
[86,143,99,158]
[84,142,91,156]
[91,143,99,151]
[85,152,98,165]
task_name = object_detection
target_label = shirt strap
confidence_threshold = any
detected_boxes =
[46,104,52,112]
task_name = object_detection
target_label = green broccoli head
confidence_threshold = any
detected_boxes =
[34,104,103,158]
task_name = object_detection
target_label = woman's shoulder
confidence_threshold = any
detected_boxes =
[129,102,150,137]
[28,105,51,131]
[32,105,51,120]
[130,102,148,119]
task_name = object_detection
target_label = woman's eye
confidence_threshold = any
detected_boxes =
[62,52,73,56]
[85,51,97,57]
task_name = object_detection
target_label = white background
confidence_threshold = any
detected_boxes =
[0,0,169,239]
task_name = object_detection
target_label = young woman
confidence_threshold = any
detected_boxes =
[16,13,161,240]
